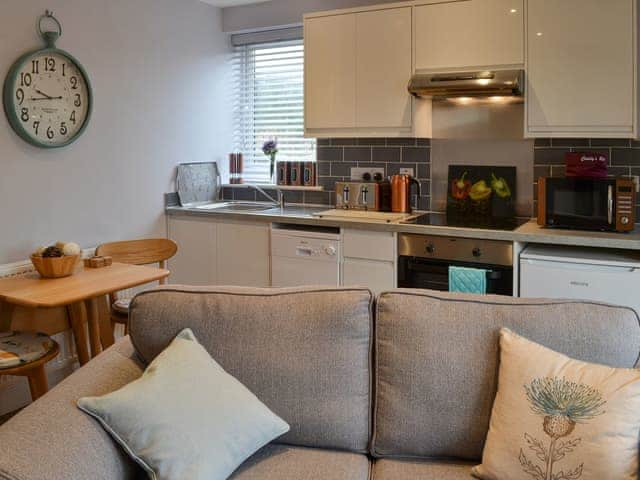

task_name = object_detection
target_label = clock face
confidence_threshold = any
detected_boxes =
[6,50,90,147]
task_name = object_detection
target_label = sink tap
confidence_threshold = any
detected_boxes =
[248,184,285,208]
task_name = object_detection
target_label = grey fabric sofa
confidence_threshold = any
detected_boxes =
[0,286,638,480]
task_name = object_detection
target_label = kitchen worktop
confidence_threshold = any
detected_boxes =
[166,204,640,251]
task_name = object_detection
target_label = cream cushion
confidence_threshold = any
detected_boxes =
[472,328,640,480]
[78,328,289,480]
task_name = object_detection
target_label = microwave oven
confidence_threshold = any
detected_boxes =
[537,177,636,232]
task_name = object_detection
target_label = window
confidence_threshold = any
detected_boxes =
[232,39,316,183]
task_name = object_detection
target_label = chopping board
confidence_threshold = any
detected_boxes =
[313,209,415,223]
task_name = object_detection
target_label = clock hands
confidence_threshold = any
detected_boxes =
[31,89,63,101]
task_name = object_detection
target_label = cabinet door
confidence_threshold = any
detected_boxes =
[526,0,635,136]
[304,14,357,129]
[356,7,412,128]
[415,0,524,72]
[216,221,270,287]
[167,216,216,285]
[343,258,395,294]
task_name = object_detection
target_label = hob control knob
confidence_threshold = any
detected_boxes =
[472,247,482,258]
[324,246,336,256]
[426,243,435,254]
[621,216,630,225]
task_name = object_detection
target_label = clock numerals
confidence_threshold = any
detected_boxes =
[20,107,29,122]
[31,60,39,74]
[70,111,76,125]
[70,76,78,89]
[74,94,82,107]
[33,121,40,135]
[62,63,66,77]
[60,122,68,136]
[15,88,24,106]
[20,72,32,87]
[44,57,56,73]
[46,126,54,140]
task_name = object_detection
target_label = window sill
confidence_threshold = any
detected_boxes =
[222,184,324,192]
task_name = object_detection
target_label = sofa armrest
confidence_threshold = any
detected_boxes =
[0,338,144,480]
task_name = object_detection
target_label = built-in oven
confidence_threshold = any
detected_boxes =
[537,177,636,232]
[398,234,514,296]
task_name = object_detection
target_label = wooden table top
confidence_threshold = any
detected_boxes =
[0,262,170,308]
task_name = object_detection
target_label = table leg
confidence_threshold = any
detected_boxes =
[67,302,90,366]
[95,295,115,349]
[84,299,102,357]
[0,301,15,332]
[26,365,49,401]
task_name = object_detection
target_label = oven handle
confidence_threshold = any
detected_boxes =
[608,185,614,225]
[405,259,503,279]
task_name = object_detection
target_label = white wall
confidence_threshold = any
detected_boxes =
[0,0,233,264]
[222,0,401,32]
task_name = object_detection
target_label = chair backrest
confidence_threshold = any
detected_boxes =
[95,239,177,268]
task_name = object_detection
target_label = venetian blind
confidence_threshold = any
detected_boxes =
[232,39,316,183]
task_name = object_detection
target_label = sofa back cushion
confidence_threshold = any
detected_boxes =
[372,289,640,461]
[129,286,373,453]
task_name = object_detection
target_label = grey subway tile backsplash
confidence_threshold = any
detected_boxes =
[402,146,430,163]
[386,137,418,146]
[343,147,372,163]
[372,147,401,163]
[317,146,342,161]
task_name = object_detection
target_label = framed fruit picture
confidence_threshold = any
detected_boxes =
[446,165,516,227]
[3,12,92,148]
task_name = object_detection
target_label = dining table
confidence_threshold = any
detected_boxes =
[0,262,169,365]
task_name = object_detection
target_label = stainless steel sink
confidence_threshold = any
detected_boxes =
[192,202,274,212]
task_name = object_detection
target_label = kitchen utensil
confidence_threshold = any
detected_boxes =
[335,181,381,210]
[176,162,221,206]
[390,174,421,213]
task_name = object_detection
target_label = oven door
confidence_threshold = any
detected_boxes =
[543,178,615,231]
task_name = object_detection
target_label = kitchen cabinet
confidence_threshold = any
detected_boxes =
[341,229,396,293]
[304,6,416,137]
[525,0,637,138]
[167,217,270,287]
[414,0,524,72]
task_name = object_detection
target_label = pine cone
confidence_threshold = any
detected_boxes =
[42,246,64,258]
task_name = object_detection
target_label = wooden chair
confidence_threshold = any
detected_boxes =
[94,239,177,335]
[0,331,59,401]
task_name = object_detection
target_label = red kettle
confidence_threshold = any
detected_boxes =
[390,174,421,213]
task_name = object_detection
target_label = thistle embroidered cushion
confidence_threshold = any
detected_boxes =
[472,328,640,480]
[77,328,289,480]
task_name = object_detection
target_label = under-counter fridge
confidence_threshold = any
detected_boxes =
[520,245,640,315]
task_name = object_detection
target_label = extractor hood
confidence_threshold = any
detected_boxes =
[408,69,524,100]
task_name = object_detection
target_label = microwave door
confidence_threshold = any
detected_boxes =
[546,178,612,231]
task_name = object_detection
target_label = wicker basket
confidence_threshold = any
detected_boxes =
[30,255,80,278]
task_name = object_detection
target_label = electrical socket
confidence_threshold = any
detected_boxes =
[350,167,385,181]
[399,167,414,176]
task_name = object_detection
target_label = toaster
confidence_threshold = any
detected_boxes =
[335,181,387,211]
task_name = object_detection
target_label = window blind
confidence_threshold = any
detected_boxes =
[232,39,316,183]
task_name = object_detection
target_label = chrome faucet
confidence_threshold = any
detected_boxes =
[248,184,285,208]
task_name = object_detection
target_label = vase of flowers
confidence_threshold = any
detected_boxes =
[262,139,278,184]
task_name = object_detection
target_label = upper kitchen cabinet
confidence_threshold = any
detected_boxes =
[414,0,524,72]
[304,7,417,137]
[526,0,637,138]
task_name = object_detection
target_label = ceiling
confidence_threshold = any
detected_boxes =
[200,0,269,7]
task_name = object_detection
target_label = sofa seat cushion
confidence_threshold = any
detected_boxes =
[231,444,370,480]
[372,458,474,479]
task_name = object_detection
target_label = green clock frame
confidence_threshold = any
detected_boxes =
[2,13,93,149]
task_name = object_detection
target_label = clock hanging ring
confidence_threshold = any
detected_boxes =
[3,11,93,148]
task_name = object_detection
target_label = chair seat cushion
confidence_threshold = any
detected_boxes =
[372,458,474,480]
[0,331,55,369]
[231,444,370,480]
[112,298,131,315]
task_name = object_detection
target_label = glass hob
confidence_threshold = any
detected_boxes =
[401,212,529,231]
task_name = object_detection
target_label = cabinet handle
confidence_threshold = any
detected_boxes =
[608,185,614,225]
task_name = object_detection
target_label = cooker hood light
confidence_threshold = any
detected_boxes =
[408,69,524,101]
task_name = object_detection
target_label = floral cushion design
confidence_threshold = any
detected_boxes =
[472,328,640,480]
[0,331,55,369]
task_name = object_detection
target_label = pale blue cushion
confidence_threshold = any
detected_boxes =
[77,328,289,480]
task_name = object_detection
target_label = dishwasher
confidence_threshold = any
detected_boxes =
[271,225,341,287]
[520,245,640,314]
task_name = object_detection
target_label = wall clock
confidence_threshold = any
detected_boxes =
[3,11,92,148]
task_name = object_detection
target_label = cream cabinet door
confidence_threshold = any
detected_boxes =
[415,0,524,72]
[526,0,636,137]
[216,220,270,287]
[167,216,217,285]
[304,14,357,130]
[343,258,395,294]
[356,7,412,128]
